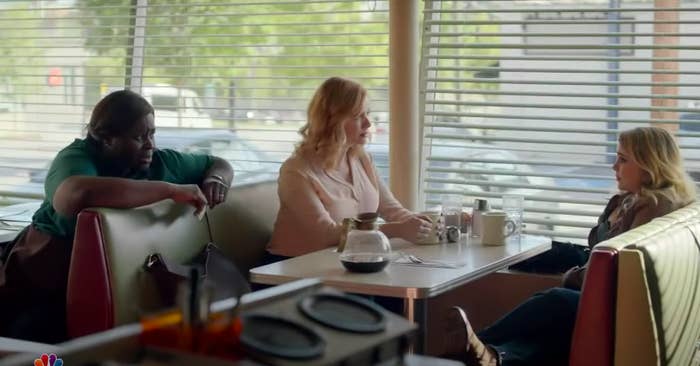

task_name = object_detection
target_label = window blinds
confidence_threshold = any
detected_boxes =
[419,0,700,242]
[0,0,390,203]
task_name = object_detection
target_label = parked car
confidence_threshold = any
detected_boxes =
[157,128,277,184]
[140,84,213,129]
[28,128,276,189]
[364,140,563,234]
[365,142,555,195]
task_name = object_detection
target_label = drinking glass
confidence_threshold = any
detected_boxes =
[501,194,524,238]
[442,194,463,235]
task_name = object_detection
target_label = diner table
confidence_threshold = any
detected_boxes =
[250,234,551,352]
[0,229,20,244]
[0,202,38,244]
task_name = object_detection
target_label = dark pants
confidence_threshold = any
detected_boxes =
[259,251,290,266]
[0,225,70,343]
[478,288,580,366]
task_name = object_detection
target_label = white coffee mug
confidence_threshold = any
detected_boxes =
[416,211,444,245]
[480,211,516,246]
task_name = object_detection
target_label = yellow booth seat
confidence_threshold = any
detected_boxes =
[570,201,700,366]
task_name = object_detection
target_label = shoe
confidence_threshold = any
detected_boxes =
[443,306,470,360]
[444,306,500,366]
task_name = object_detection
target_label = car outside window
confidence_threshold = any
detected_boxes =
[151,95,179,112]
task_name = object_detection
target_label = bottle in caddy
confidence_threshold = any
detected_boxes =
[140,269,244,360]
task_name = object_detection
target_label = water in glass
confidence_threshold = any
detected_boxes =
[442,195,462,234]
[501,194,524,237]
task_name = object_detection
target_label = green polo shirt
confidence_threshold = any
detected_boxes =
[31,138,213,239]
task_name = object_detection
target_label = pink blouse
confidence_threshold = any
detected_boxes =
[266,151,413,257]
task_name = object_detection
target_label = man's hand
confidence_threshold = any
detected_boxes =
[201,175,229,208]
[170,184,208,218]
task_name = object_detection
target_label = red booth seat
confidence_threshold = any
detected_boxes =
[66,180,278,338]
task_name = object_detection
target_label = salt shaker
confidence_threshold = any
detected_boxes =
[470,198,490,238]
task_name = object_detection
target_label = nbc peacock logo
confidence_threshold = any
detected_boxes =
[34,353,63,366]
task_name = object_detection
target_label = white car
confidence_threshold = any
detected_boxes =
[140,85,213,129]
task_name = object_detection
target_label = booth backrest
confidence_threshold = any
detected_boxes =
[207,179,279,276]
[66,180,278,338]
[570,201,700,366]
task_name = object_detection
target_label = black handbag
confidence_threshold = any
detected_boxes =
[144,242,251,307]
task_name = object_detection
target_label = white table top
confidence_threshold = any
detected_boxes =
[0,201,37,243]
[251,235,551,299]
[0,229,20,243]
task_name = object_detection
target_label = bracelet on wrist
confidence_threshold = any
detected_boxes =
[204,174,229,187]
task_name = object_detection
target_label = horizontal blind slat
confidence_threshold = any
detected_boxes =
[425,77,700,87]
[425,89,698,101]
[424,7,700,13]
[425,111,695,125]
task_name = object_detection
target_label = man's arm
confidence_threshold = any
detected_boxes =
[53,176,207,217]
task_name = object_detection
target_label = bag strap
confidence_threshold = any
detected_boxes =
[144,252,193,279]
[143,207,216,278]
[203,209,214,244]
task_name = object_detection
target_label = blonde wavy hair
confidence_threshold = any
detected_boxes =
[618,127,696,206]
[296,77,367,170]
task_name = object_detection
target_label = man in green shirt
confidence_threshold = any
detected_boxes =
[33,138,217,239]
[0,90,234,342]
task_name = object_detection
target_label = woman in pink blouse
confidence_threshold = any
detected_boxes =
[266,77,432,259]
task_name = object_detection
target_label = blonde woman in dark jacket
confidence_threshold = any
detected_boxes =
[445,127,695,366]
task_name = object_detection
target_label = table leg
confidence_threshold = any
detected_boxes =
[403,297,415,323]
[404,298,428,354]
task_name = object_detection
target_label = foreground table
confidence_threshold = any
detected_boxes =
[250,235,551,352]
[0,279,424,366]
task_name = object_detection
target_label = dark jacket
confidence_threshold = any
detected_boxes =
[564,193,677,290]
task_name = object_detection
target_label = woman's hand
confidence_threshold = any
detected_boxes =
[201,175,230,208]
[562,265,587,290]
[382,215,433,243]
[170,184,208,218]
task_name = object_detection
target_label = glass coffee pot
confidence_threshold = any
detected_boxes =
[339,212,391,273]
